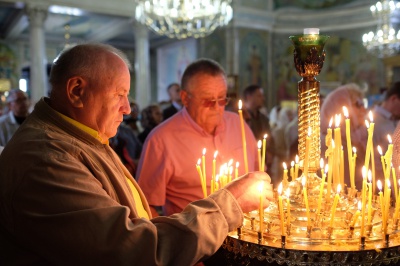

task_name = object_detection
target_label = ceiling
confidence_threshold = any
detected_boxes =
[0,0,394,50]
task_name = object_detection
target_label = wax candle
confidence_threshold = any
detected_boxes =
[378,145,386,176]
[343,106,354,188]
[202,148,207,194]
[367,170,373,224]
[385,135,394,192]
[326,143,334,202]
[340,146,344,187]
[393,179,400,224]
[290,161,294,181]
[259,181,265,233]
[196,159,207,198]
[257,140,262,171]
[214,174,220,191]
[330,184,341,227]
[350,201,361,227]
[333,114,341,187]
[364,112,374,172]
[361,166,367,236]
[282,162,288,185]
[212,151,218,194]
[351,147,357,189]
[303,127,312,180]
[392,166,398,204]
[302,177,311,227]
[370,143,376,195]
[238,100,248,173]
[278,183,285,235]
[235,162,239,180]
[228,159,233,183]
[294,155,299,180]
[286,188,291,228]
[326,117,333,150]
[261,134,267,171]
[377,180,384,224]
[384,180,391,234]
[317,164,328,215]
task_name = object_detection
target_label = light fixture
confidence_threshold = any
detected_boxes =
[134,0,233,39]
[362,0,400,58]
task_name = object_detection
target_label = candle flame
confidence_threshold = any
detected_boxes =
[295,155,299,163]
[368,110,373,122]
[357,201,361,210]
[236,161,239,168]
[377,145,383,155]
[202,148,206,155]
[362,165,367,179]
[282,162,287,170]
[302,177,306,187]
[228,159,233,167]
[258,181,264,194]
[352,147,357,154]
[285,188,290,198]
[387,179,391,188]
[229,166,233,174]
[365,120,369,128]
[331,139,335,148]
[368,169,372,182]
[308,127,312,136]
[291,161,294,167]
[214,150,218,158]
[263,134,268,139]
[320,158,324,169]
[325,164,329,173]
[387,134,392,144]
[342,106,349,118]
[377,179,382,191]
[337,184,341,194]
[216,174,219,182]
[278,182,283,194]
[238,100,242,110]
[197,158,201,165]
[329,117,333,128]
[335,114,341,127]
[257,140,262,149]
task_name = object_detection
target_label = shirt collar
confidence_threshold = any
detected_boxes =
[172,101,182,110]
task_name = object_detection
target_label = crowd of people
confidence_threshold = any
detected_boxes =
[1,42,400,265]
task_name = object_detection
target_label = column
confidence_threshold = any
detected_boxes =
[133,22,151,106]
[25,4,48,104]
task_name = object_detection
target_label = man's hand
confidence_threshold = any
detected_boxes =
[224,171,273,213]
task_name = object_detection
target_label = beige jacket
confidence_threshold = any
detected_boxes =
[0,98,243,266]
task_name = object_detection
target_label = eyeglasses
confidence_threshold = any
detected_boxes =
[188,93,231,107]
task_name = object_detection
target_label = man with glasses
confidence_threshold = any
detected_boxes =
[137,58,259,218]
[0,89,30,146]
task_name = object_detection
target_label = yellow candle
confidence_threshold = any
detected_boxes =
[384,135,393,180]
[202,148,207,195]
[350,201,361,227]
[294,155,299,180]
[317,164,328,215]
[333,114,341,187]
[364,112,374,172]
[361,166,367,236]
[377,180,384,224]
[259,181,264,233]
[257,140,262,171]
[290,161,294,181]
[212,151,218,194]
[303,127,312,180]
[238,100,248,173]
[282,162,288,186]
[330,184,341,227]
[278,183,285,235]
[384,180,391,234]
[392,166,398,204]
[326,145,333,202]
[351,147,357,189]
[228,159,233,183]
[326,117,333,150]
[196,159,207,198]
[343,106,354,188]
[235,162,239,180]
[302,177,311,227]
[378,145,386,177]
[261,134,267,171]
[340,147,344,187]
[393,179,400,224]
[286,188,291,229]
[367,170,373,224]
[214,174,220,191]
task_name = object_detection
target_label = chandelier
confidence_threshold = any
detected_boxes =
[362,0,400,58]
[134,0,233,39]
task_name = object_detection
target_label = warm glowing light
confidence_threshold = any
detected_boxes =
[388,134,392,144]
[285,188,290,198]
[295,155,299,164]
[238,100,242,110]
[320,158,324,169]
[342,106,349,118]
[335,114,341,127]
[278,182,283,195]
[368,111,373,122]
[214,150,218,159]
[377,179,383,191]
[365,120,370,128]
[378,145,383,155]
[202,148,206,155]
[283,162,287,170]
[258,140,262,149]
[329,117,333,128]
[258,181,265,194]
[197,158,201,165]
[337,184,342,194]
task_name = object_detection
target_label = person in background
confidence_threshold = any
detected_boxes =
[0,89,30,146]
[320,83,367,189]
[137,104,163,144]
[0,43,273,265]
[124,100,142,136]
[371,81,400,179]
[162,83,182,120]
[137,58,259,218]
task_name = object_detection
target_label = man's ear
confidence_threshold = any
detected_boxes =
[66,76,86,108]
[180,89,189,107]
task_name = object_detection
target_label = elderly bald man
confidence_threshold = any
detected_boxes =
[0,43,273,266]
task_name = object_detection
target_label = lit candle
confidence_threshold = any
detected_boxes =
[282,162,288,186]
[212,151,218,194]
[317,163,328,215]
[303,28,320,35]
[257,140,262,171]
[367,170,373,224]
[228,159,233,183]
[278,183,285,235]
[393,166,398,204]
[393,179,400,224]
[361,166,367,236]
[364,112,374,172]
[294,155,299,180]
[259,181,264,233]
[302,177,311,227]
[351,147,357,189]
[303,127,312,180]
[238,100,248,173]
[261,134,267,171]
[202,148,207,195]
[385,135,394,192]
[340,146,344,187]
[378,145,386,177]
[286,188,291,229]
[196,159,207,198]
[383,180,391,234]
[370,143,376,195]
[326,141,333,201]
[214,174,220,191]
[235,162,239,180]
[330,184,341,227]
[377,180,384,225]
[343,106,354,188]
[333,114,342,188]
[350,201,361,227]
[290,161,294,181]
[326,117,333,150]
